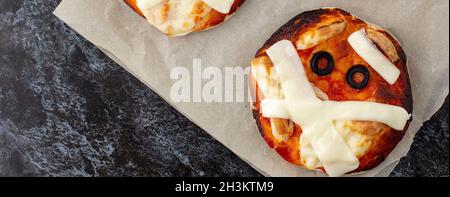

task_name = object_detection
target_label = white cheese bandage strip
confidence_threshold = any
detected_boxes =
[137,0,164,10]
[202,0,234,14]
[348,29,401,85]
[266,41,318,101]
[309,124,361,176]
[265,40,358,176]
[263,40,410,176]
[263,100,410,131]
[324,101,410,130]
[261,99,290,119]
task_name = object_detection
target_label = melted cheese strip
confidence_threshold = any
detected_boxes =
[263,100,410,131]
[137,0,164,10]
[324,101,410,130]
[261,99,290,119]
[202,0,234,14]
[263,40,410,176]
[266,42,318,101]
[311,124,360,176]
[250,58,284,99]
[348,29,401,85]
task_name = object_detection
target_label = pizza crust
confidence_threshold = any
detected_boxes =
[251,8,413,174]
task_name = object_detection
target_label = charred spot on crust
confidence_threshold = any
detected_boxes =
[252,109,264,135]
[375,83,396,100]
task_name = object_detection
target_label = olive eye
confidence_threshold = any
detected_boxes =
[311,51,334,76]
[346,65,370,89]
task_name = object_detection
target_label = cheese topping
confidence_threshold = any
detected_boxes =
[348,29,401,85]
[262,40,410,176]
[251,57,294,141]
[202,0,234,14]
[137,0,164,10]
[136,0,234,36]
[137,0,210,36]
[296,21,347,50]
[250,57,284,99]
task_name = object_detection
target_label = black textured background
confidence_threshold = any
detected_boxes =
[0,0,448,177]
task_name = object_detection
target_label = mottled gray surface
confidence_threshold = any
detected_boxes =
[0,0,448,177]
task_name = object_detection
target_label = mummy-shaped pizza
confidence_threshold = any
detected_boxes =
[250,8,413,176]
[124,0,245,37]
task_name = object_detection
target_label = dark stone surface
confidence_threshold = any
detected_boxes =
[0,0,448,177]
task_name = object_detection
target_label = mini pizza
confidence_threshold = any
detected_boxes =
[250,8,413,176]
[124,0,245,37]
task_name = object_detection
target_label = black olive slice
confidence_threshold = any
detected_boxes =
[311,51,334,76]
[346,65,370,89]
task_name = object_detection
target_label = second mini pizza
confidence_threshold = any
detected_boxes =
[124,0,245,37]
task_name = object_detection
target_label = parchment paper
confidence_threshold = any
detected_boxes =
[54,0,449,177]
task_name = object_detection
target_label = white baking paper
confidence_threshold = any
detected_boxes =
[54,0,449,177]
